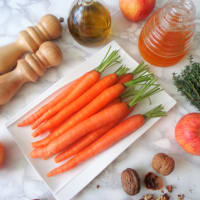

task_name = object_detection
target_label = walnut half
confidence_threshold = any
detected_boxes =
[144,172,163,190]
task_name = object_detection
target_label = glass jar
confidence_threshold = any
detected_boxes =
[68,0,111,46]
[138,0,196,67]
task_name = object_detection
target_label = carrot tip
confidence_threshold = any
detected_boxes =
[30,149,43,158]
[32,143,37,148]
[47,171,54,177]
[30,151,38,158]
[32,125,37,130]
[32,133,38,137]
[17,119,33,127]
[32,143,41,148]
[17,122,26,127]
[54,158,60,163]
[32,130,41,137]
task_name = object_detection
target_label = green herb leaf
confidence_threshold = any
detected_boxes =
[173,56,200,111]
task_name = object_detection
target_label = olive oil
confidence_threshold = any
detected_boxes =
[68,0,111,46]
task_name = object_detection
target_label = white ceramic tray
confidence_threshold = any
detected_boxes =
[4,41,176,200]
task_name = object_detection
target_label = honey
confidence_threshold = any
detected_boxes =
[138,0,195,67]
[68,0,111,46]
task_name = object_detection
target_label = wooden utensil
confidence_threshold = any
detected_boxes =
[0,14,63,74]
[0,41,62,105]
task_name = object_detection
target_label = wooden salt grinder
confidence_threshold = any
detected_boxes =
[0,41,63,105]
[0,14,63,74]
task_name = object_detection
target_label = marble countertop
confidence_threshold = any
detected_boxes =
[0,0,200,199]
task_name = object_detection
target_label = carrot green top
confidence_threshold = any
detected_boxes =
[144,105,166,119]
[132,61,149,76]
[95,46,121,73]
[114,65,130,76]
[122,72,163,107]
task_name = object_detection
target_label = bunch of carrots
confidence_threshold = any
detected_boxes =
[18,47,166,177]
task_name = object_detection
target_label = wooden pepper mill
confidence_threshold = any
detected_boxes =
[0,14,63,74]
[0,41,62,105]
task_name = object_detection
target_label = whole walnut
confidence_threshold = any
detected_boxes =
[152,153,175,176]
[121,168,140,195]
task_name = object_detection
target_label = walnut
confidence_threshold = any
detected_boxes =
[144,172,163,190]
[178,194,185,200]
[166,185,173,193]
[152,153,175,176]
[140,194,155,200]
[121,168,140,195]
[156,194,170,200]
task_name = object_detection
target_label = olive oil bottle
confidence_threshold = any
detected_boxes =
[68,0,111,46]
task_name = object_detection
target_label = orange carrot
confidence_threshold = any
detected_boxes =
[17,75,85,127]
[45,102,130,161]
[30,102,130,159]
[54,121,118,163]
[54,104,133,163]
[32,83,125,137]
[31,77,162,158]
[32,74,159,146]
[32,70,100,129]
[117,61,148,84]
[48,105,166,176]
[104,98,121,108]
[32,74,118,133]
[32,97,121,149]
[19,47,121,128]
[48,115,144,176]
[32,66,129,130]
[118,73,133,84]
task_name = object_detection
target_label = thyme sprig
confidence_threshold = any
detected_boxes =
[173,56,200,111]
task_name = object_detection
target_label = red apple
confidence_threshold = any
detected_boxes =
[119,0,156,22]
[175,113,200,156]
[0,143,5,167]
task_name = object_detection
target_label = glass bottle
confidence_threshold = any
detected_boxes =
[138,0,196,67]
[68,0,111,46]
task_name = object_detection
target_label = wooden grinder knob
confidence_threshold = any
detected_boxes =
[0,41,62,105]
[0,14,63,74]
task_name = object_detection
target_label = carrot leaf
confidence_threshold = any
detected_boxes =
[124,73,153,87]
[144,105,166,119]
[95,46,121,73]
[121,89,136,99]
[128,76,162,107]
[132,62,149,76]
[115,65,130,76]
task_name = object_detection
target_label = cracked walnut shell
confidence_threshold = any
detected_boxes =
[144,172,163,190]
[121,168,140,195]
[152,153,175,176]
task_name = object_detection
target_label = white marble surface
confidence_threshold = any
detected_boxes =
[0,0,200,200]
